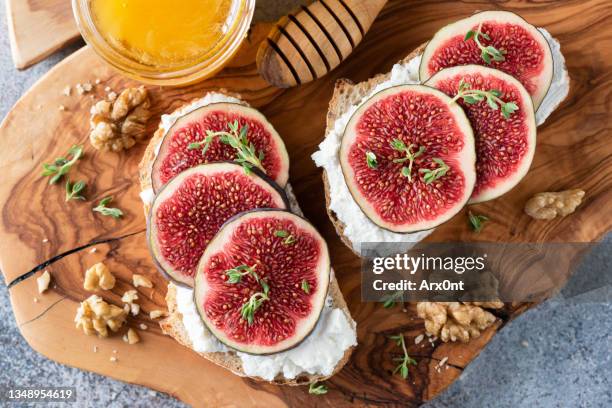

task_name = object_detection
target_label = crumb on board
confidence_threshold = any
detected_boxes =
[37,270,51,294]
[133,274,153,288]
[123,328,140,345]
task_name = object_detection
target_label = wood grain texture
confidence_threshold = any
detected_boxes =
[1,1,611,406]
[6,0,81,69]
[257,0,388,87]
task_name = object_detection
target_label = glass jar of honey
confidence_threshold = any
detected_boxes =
[72,0,255,86]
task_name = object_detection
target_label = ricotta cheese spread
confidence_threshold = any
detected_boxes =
[175,284,357,381]
[311,29,569,254]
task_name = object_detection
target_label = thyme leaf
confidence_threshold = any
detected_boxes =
[389,333,417,379]
[41,145,84,184]
[452,79,519,119]
[225,264,257,283]
[65,180,86,201]
[93,196,123,219]
[240,288,269,325]
[308,382,328,395]
[301,279,310,294]
[274,230,296,245]
[464,23,506,64]
[365,151,378,169]
[391,140,425,182]
[187,120,265,175]
[419,158,450,184]
[468,211,489,233]
[382,291,404,308]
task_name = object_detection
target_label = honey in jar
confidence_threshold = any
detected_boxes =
[90,0,241,69]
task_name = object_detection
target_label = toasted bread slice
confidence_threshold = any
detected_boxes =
[139,94,356,385]
[321,45,426,255]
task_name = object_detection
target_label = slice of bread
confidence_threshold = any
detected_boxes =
[139,94,356,385]
[322,45,426,255]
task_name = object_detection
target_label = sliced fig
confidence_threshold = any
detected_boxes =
[194,210,330,354]
[147,162,289,287]
[419,11,554,109]
[426,65,537,203]
[339,84,476,233]
[152,103,290,192]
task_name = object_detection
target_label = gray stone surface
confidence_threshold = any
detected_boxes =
[0,2,610,407]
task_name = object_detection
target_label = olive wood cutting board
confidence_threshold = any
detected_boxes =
[6,0,80,69]
[1,1,610,406]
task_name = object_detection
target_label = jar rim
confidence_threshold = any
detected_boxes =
[72,0,256,86]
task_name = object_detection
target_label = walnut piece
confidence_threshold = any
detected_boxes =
[524,189,585,220]
[84,262,116,291]
[37,270,51,294]
[133,274,153,288]
[417,302,502,343]
[121,290,140,316]
[89,86,151,152]
[123,328,140,345]
[149,310,167,319]
[75,295,128,337]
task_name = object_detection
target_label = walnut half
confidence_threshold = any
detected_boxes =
[89,86,151,152]
[524,189,585,220]
[417,302,502,343]
[75,295,128,337]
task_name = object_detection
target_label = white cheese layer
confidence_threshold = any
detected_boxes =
[174,284,357,381]
[311,29,569,254]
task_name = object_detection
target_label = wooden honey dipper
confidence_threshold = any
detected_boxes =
[256,0,388,88]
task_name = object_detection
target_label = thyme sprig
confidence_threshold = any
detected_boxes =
[391,139,426,182]
[308,382,328,395]
[274,230,296,245]
[65,180,86,201]
[365,151,378,169]
[93,196,123,219]
[420,158,450,184]
[468,211,489,233]
[382,291,404,309]
[389,333,417,379]
[187,120,265,174]
[451,79,519,119]
[240,282,269,325]
[464,23,506,64]
[225,264,258,283]
[225,264,270,325]
[41,145,84,184]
